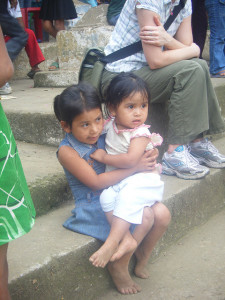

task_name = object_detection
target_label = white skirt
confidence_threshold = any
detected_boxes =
[100,173,164,224]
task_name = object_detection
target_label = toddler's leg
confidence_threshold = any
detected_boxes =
[0,243,11,300]
[89,213,137,268]
[134,203,171,279]
[110,206,154,263]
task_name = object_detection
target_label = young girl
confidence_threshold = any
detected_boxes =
[0,27,36,300]
[89,72,164,268]
[54,82,171,295]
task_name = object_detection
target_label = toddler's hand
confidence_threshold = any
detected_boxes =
[90,149,107,163]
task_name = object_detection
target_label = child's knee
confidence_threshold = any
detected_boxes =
[154,203,171,229]
[142,207,154,229]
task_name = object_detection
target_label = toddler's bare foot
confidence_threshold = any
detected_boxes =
[89,242,117,268]
[110,235,137,262]
[134,246,150,279]
[108,261,141,294]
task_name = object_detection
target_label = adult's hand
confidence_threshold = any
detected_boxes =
[140,16,172,47]
[189,42,200,58]
[136,148,159,173]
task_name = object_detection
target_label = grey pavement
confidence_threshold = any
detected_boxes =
[99,209,225,300]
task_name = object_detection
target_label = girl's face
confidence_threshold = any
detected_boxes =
[63,108,104,145]
[111,92,148,130]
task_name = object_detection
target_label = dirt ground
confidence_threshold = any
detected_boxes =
[99,208,225,300]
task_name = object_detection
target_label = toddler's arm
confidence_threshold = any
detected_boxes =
[91,137,150,169]
[58,144,156,191]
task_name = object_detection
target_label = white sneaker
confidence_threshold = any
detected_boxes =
[162,145,209,180]
[0,83,12,95]
[189,138,225,168]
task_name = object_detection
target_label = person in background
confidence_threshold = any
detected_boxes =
[191,0,208,59]
[101,0,225,180]
[0,26,36,300]
[0,0,28,94]
[107,0,126,25]
[7,0,45,79]
[39,0,77,70]
[205,0,225,77]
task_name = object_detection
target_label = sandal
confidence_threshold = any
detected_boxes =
[211,70,225,78]
[48,61,59,71]
[27,69,41,79]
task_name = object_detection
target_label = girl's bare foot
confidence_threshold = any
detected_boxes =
[89,242,117,268]
[110,235,137,262]
[108,260,141,294]
[134,246,150,279]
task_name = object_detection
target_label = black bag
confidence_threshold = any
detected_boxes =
[78,0,187,96]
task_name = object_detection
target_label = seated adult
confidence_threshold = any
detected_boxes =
[101,0,225,180]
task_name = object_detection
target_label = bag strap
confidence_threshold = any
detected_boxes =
[101,0,187,64]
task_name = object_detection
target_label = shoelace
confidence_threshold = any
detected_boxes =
[203,139,219,153]
[185,145,200,168]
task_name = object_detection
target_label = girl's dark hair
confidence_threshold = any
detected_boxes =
[104,72,150,117]
[54,82,102,127]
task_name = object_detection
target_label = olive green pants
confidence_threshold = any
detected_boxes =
[101,58,225,145]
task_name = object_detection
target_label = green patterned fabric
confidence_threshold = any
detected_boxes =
[0,103,35,245]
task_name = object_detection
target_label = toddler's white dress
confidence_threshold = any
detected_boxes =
[100,119,164,224]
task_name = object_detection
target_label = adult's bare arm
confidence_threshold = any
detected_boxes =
[140,15,193,49]
[137,9,200,69]
[0,27,14,87]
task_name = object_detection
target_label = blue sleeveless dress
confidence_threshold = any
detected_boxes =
[58,133,111,242]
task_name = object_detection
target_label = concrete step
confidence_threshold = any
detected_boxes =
[1,79,64,146]
[8,137,225,300]
[99,209,225,300]
[17,141,72,217]
[34,70,77,88]
[12,4,104,80]
[2,78,225,147]
[13,41,58,79]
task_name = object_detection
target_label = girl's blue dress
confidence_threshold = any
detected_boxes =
[58,133,110,242]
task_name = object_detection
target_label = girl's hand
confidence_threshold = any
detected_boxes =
[140,16,172,47]
[90,149,107,163]
[135,148,159,173]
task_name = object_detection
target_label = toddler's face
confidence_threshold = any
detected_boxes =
[112,92,148,130]
[69,108,104,145]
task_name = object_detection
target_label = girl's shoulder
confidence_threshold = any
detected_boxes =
[130,124,151,139]
[58,133,92,158]
[130,125,163,146]
[58,133,106,158]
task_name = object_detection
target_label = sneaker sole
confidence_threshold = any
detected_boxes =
[192,156,225,169]
[162,163,210,180]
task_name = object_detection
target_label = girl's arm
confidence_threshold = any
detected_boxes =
[90,137,150,168]
[58,144,157,191]
[137,9,200,69]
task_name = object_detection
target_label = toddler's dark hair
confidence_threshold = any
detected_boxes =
[104,72,150,117]
[54,82,102,127]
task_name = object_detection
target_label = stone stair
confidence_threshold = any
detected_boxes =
[1,77,225,300]
[2,4,225,299]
